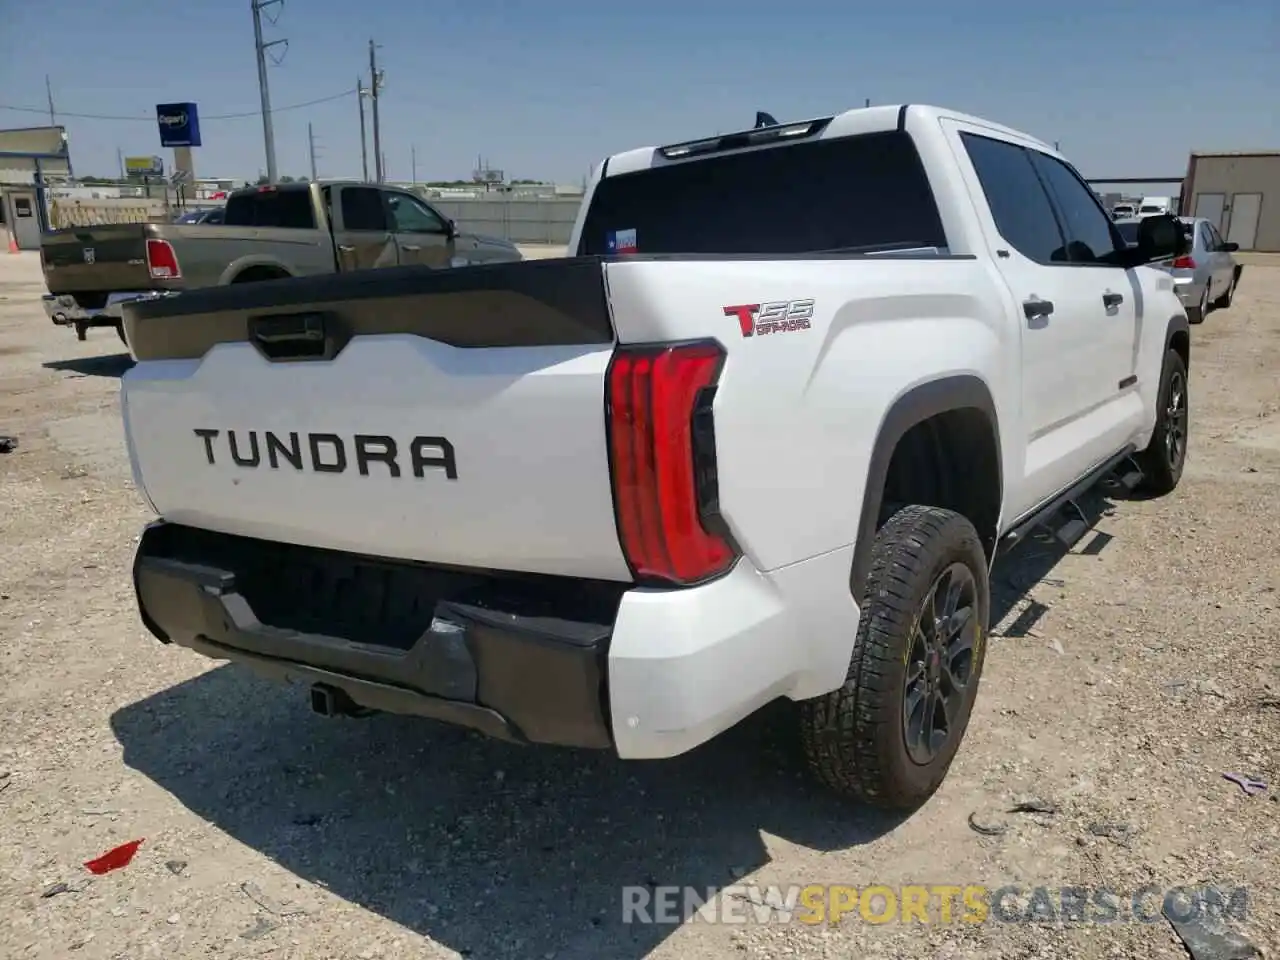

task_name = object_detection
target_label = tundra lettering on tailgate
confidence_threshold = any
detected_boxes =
[193,429,457,479]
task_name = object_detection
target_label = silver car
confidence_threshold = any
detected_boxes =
[1114,216,1242,323]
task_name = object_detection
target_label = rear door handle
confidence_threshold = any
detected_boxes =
[1023,299,1054,319]
[401,244,421,252]
[337,244,355,253]
[1103,292,1124,308]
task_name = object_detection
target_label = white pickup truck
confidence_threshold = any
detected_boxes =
[120,104,1191,811]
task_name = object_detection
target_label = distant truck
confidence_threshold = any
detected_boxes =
[1138,196,1174,217]
[40,180,522,345]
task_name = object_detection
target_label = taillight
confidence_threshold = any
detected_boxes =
[1171,255,1196,270]
[145,238,181,279]
[607,341,738,585]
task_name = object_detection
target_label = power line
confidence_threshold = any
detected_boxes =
[0,88,355,123]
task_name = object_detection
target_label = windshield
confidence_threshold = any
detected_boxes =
[579,130,947,256]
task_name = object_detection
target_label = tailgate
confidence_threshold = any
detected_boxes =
[120,258,633,581]
[42,224,156,294]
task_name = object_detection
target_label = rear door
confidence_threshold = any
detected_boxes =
[330,185,399,271]
[951,127,1127,516]
[1203,222,1233,297]
[384,190,454,268]
[1026,149,1142,422]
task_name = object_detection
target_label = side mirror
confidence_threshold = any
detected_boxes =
[1223,241,1239,253]
[1133,214,1186,264]
[445,218,458,239]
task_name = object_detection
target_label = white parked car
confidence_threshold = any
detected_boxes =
[119,104,1190,811]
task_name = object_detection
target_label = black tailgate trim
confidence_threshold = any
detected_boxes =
[124,256,614,361]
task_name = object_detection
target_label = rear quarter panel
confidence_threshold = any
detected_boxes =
[159,225,338,289]
[602,256,1014,573]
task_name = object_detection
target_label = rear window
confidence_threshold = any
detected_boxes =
[578,130,947,256]
[224,188,317,228]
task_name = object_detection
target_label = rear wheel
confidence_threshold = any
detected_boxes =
[1213,267,1240,310]
[798,505,989,811]
[1135,348,1189,495]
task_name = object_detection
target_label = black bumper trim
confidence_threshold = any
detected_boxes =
[132,522,622,749]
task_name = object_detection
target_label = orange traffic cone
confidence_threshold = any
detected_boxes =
[5,229,17,254]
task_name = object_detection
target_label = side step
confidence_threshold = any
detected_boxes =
[999,448,1141,555]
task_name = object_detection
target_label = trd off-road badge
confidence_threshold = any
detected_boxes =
[722,299,814,337]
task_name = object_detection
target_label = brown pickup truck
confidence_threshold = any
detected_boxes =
[41,180,522,344]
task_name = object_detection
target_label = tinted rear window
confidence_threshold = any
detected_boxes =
[579,130,946,256]
[224,188,316,228]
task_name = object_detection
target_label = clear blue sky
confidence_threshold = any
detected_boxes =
[2,0,1276,191]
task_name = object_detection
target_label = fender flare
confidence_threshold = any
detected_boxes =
[850,375,1002,599]
[1164,312,1190,369]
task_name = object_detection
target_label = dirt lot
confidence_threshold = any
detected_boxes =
[1,250,1278,960]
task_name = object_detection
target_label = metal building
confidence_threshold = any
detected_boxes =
[1181,150,1280,252]
[0,125,72,249]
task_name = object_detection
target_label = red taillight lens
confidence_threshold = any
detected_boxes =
[607,341,738,585]
[145,238,181,279]
[1171,255,1196,270]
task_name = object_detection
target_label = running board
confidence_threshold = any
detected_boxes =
[998,446,1138,555]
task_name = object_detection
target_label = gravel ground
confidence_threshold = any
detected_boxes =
[1,250,1278,960]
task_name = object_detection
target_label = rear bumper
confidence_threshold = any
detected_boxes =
[1171,276,1204,309]
[43,290,172,327]
[132,522,860,759]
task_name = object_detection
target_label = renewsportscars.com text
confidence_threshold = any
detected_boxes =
[621,883,1249,926]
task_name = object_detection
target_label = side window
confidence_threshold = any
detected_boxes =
[960,133,1066,264]
[386,193,447,233]
[1029,153,1122,265]
[1205,223,1224,251]
[340,187,389,231]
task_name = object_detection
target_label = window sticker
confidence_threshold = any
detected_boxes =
[607,228,637,254]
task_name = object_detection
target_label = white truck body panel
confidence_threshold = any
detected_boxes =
[123,339,633,581]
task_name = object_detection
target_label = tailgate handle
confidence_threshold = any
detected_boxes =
[248,312,346,362]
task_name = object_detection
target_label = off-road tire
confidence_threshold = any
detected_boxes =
[1135,348,1189,495]
[798,505,990,811]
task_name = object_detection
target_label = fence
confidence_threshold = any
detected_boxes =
[429,196,583,245]
[49,197,171,229]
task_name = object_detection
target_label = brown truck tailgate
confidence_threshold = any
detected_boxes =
[42,225,156,295]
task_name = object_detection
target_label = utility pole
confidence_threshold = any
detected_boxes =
[411,145,417,185]
[308,123,319,181]
[252,0,288,184]
[45,75,56,125]
[356,75,369,181]
[369,39,385,183]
